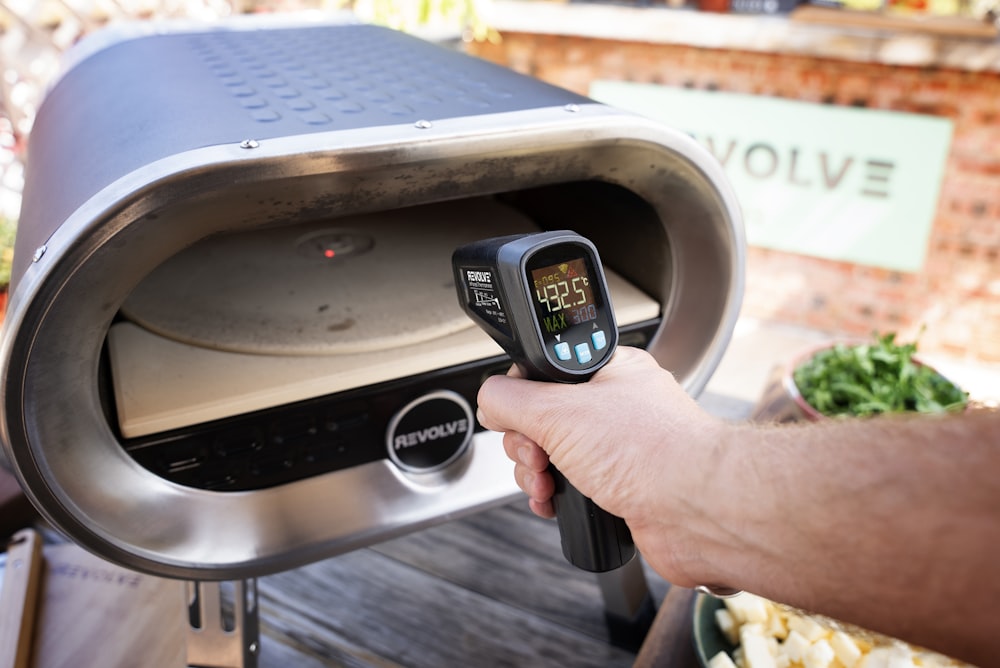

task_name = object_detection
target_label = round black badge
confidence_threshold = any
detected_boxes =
[386,390,474,473]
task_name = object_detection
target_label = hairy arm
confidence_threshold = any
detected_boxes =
[476,346,1000,666]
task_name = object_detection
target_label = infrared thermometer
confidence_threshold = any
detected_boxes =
[452,231,636,572]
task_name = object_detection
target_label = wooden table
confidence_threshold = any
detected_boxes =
[635,586,701,668]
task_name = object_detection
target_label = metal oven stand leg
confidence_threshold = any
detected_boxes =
[596,557,656,652]
[185,579,260,668]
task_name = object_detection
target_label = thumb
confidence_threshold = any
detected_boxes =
[476,347,660,454]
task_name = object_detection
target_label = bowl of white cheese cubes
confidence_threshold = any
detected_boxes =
[693,591,975,668]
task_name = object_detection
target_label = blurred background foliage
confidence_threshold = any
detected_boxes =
[0,0,497,292]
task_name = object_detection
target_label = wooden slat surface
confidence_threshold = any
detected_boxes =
[256,500,670,667]
[0,529,43,668]
[3,501,689,667]
[634,586,700,668]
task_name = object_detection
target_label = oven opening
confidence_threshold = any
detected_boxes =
[103,184,666,492]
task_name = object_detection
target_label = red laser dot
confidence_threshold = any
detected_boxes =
[324,249,335,258]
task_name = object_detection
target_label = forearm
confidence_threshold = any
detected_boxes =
[699,410,1000,665]
[477,348,1000,664]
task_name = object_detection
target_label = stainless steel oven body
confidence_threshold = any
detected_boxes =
[0,21,744,580]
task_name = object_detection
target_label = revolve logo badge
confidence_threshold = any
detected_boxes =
[386,390,474,473]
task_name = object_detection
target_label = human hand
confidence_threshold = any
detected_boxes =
[482,347,1000,667]
[476,346,729,586]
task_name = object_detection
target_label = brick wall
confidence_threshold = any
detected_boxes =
[468,33,1000,362]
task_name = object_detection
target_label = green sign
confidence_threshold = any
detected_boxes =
[590,82,953,273]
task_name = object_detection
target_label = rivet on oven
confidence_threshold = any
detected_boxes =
[239,139,260,149]
[414,120,433,129]
[564,104,580,113]
[32,245,47,262]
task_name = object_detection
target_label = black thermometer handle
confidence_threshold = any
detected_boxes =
[453,231,635,572]
[549,464,634,572]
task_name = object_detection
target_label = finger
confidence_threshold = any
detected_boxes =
[528,498,556,519]
[477,348,663,437]
[476,375,551,435]
[516,472,557,519]
[502,431,550,472]
[528,466,555,501]
[501,430,534,462]
[514,462,556,504]
[512,463,534,495]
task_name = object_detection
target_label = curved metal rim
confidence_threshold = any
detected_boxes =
[0,103,745,578]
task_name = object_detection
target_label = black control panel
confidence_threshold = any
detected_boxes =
[120,321,657,492]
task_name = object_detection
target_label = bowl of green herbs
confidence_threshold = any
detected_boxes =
[786,332,968,420]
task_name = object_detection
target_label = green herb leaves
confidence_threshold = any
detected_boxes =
[792,332,968,418]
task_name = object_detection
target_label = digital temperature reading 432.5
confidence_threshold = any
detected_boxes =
[530,258,597,335]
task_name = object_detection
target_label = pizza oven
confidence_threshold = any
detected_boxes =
[0,20,744,580]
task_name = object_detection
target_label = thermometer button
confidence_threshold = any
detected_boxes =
[592,330,607,351]
[574,343,592,364]
[554,341,572,361]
